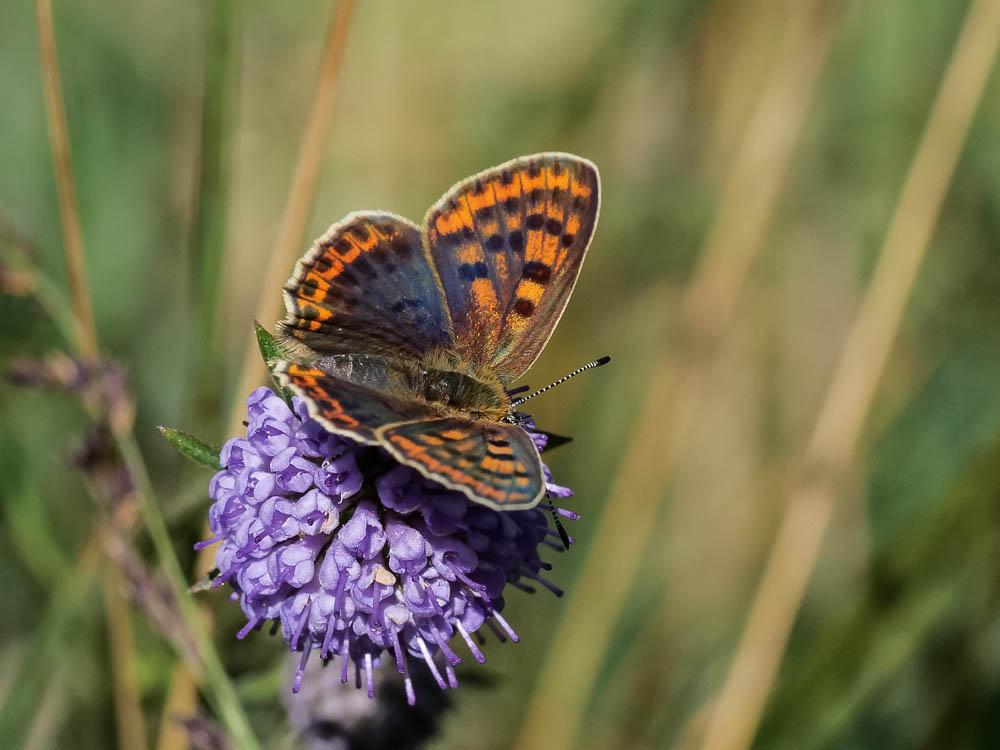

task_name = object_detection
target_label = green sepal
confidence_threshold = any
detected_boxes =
[254,320,283,366]
[254,321,294,403]
[157,426,221,470]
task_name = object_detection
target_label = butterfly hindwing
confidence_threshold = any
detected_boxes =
[378,418,546,510]
[280,212,453,359]
[424,153,600,382]
[272,361,439,445]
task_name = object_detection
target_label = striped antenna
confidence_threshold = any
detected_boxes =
[510,355,611,408]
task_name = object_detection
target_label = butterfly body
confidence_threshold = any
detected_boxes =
[310,351,510,421]
[273,153,600,510]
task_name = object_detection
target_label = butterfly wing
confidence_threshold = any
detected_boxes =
[279,212,453,359]
[378,418,546,510]
[424,153,600,382]
[272,361,439,444]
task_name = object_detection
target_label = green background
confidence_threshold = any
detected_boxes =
[2,1,1000,748]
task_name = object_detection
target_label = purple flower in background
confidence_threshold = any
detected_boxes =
[202,387,577,704]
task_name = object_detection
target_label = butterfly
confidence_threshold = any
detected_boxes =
[271,153,600,510]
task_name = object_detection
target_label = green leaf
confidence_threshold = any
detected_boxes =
[254,320,283,365]
[157,426,221,470]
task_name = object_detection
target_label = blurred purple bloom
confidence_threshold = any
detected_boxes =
[203,387,575,704]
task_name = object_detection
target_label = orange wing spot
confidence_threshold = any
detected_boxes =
[541,231,560,266]
[519,168,546,194]
[297,301,333,323]
[332,240,361,264]
[570,178,592,198]
[515,279,545,305]
[302,270,330,297]
[435,210,469,236]
[456,197,476,230]
[481,456,513,475]
[466,186,497,213]
[565,214,582,235]
[440,428,468,441]
[480,219,500,235]
[288,364,322,379]
[470,278,498,313]
[457,244,483,264]
[547,167,570,191]
[493,177,522,202]
[546,204,566,221]
[506,215,522,232]
[525,228,545,263]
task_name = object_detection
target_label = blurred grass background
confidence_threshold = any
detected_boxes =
[2,0,1000,748]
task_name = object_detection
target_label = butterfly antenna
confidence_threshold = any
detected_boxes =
[546,503,573,549]
[510,355,611,408]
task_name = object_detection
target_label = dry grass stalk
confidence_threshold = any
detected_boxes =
[224,0,357,440]
[34,0,97,358]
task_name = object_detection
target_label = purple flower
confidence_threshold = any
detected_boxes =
[203,387,576,704]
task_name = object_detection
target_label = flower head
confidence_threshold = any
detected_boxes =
[203,387,576,703]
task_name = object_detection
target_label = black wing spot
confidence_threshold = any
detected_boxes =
[509,231,525,252]
[525,214,545,231]
[458,262,490,281]
[352,257,378,280]
[486,234,504,253]
[523,262,552,284]
[514,298,535,316]
[561,233,575,247]
[390,237,413,259]
[336,268,359,287]
[504,197,520,212]
[544,218,562,235]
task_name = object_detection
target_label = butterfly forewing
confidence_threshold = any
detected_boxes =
[424,153,600,382]
[378,418,546,510]
[280,212,453,359]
